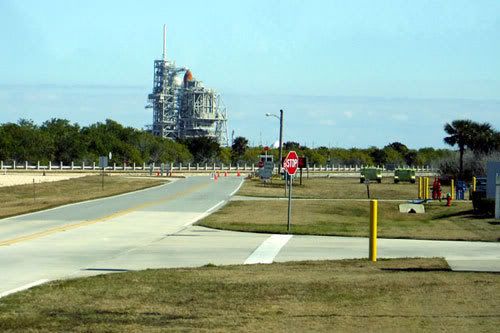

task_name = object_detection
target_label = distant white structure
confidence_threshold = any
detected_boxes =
[146,25,228,145]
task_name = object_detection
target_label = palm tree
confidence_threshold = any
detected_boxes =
[469,122,498,155]
[443,120,475,178]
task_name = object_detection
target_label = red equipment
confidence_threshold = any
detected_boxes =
[432,177,442,201]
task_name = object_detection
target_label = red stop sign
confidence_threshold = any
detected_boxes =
[283,151,299,175]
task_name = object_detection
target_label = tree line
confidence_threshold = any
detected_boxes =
[0,118,498,172]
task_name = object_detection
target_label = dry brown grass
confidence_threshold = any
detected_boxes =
[0,258,498,332]
[200,200,500,241]
[0,175,167,219]
[239,176,455,200]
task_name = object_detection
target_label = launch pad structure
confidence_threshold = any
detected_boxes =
[146,25,228,146]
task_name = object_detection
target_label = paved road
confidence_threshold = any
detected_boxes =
[1,176,499,298]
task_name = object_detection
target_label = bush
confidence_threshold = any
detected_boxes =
[471,191,495,216]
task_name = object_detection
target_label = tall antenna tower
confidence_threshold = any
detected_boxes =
[146,25,228,145]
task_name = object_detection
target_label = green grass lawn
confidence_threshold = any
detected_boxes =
[199,200,499,241]
[238,176,452,200]
[0,175,167,219]
[1,258,498,332]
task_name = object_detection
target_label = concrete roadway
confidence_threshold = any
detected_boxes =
[1,176,499,298]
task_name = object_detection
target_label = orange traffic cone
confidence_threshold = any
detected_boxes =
[237,171,241,177]
[224,171,228,177]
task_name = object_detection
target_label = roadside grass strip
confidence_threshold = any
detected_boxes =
[198,200,500,242]
[0,258,498,332]
[0,175,167,220]
[238,176,457,200]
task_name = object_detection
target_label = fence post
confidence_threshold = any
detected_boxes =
[13,161,16,170]
[60,161,63,170]
[25,161,28,169]
[37,161,40,170]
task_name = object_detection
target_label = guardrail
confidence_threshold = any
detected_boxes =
[0,161,436,173]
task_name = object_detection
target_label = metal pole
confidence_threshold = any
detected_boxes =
[278,109,283,174]
[495,174,500,219]
[451,179,455,200]
[279,110,285,196]
[369,199,378,262]
[287,174,292,233]
[102,167,104,190]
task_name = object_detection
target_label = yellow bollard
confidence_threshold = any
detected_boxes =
[369,200,378,262]
[451,179,455,200]
[418,177,422,199]
[472,176,476,192]
[425,177,430,200]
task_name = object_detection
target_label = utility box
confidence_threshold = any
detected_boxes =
[394,168,416,183]
[257,155,274,180]
[360,167,382,183]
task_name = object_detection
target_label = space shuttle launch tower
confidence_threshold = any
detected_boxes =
[146,25,228,145]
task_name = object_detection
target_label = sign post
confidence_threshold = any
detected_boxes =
[283,151,299,233]
[99,156,108,190]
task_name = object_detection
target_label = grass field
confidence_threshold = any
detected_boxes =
[0,258,498,332]
[0,175,167,219]
[238,176,448,200]
[199,200,499,241]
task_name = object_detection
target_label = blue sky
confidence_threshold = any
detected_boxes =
[1,0,499,148]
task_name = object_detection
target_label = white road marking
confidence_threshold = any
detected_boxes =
[183,200,226,227]
[229,178,245,197]
[0,279,49,298]
[244,234,293,264]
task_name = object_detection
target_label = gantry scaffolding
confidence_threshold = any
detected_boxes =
[146,25,228,145]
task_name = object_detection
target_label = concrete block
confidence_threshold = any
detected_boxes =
[399,203,425,214]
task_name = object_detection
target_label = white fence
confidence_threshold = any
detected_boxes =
[0,161,436,173]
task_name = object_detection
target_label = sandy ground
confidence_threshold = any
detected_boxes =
[0,172,89,187]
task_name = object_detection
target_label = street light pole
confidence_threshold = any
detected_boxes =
[278,109,284,175]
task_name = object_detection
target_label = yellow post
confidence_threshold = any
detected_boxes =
[425,177,430,200]
[418,177,422,199]
[369,200,378,262]
[451,179,455,200]
[472,176,476,192]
